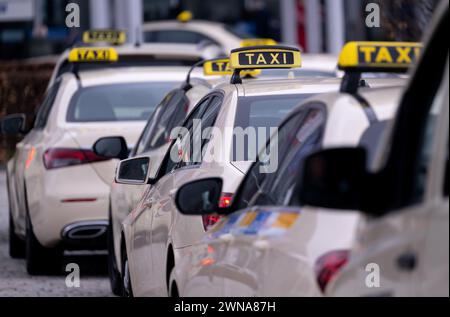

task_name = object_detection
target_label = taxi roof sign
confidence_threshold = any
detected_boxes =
[230,45,302,70]
[68,47,119,63]
[177,10,193,23]
[203,58,260,77]
[240,38,278,47]
[338,41,422,72]
[82,30,126,45]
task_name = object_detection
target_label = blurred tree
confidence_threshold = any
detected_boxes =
[381,0,440,41]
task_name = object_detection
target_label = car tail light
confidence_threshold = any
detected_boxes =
[201,193,232,231]
[314,250,349,292]
[218,193,233,208]
[202,214,222,231]
[43,148,108,169]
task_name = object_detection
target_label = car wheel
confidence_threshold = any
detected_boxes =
[121,247,133,297]
[7,173,25,259]
[9,209,25,259]
[25,213,62,275]
[107,212,123,296]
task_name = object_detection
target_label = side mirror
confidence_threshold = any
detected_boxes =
[93,136,128,160]
[115,156,150,185]
[299,147,370,210]
[175,178,224,215]
[0,114,26,135]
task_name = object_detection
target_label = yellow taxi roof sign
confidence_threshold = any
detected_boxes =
[203,58,260,77]
[82,30,126,45]
[177,10,193,23]
[338,41,422,72]
[240,38,278,47]
[230,45,301,70]
[68,47,119,63]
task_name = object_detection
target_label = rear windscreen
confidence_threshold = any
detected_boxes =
[233,94,315,161]
[66,82,179,122]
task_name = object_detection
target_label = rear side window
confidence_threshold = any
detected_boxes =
[66,82,178,122]
[34,81,61,129]
[233,94,314,161]
[144,89,190,151]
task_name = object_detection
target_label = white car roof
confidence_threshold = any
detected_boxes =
[234,77,343,97]
[142,20,228,31]
[74,66,191,87]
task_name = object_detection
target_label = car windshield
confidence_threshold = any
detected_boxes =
[232,94,314,161]
[66,82,179,122]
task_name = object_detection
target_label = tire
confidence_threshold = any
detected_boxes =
[107,211,123,296]
[9,210,25,259]
[25,213,62,275]
[6,171,25,258]
[121,244,133,297]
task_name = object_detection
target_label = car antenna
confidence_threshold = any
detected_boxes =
[182,59,205,91]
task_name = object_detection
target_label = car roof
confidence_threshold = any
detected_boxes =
[142,20,226,30]
[60,43,204,60]
[234,77,344,97]
[72,66,191,87]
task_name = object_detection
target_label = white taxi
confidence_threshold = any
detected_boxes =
[308,3,448,297]
[113,46,363,297]
[47,30,213,88]
[96,60,231,295]
[171,41,419,296]
[1,47,188,275]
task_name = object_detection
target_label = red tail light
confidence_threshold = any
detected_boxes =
[218,193,233,208]
[315,250,349,292]
[201,193,232,231]
[202,214,222,231]
[43,148,108,169]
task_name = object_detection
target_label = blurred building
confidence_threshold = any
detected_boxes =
[0,0,440,60]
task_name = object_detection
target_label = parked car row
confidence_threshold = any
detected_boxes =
[0,3,447,297]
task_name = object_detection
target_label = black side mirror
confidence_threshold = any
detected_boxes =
[0,114,26,135]
[93,136,128,160]
[299,147,370,210]
[115,156,150,185]
[175,178,225,215]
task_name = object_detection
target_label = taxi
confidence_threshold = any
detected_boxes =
[142,11,250,54]
[112,45,368,297]
[94,59,231,295]
[170,41,419,296]
[47,29,213,88]
[304,4,448,297]
[1,46,189,275]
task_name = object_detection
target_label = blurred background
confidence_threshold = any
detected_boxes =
[0,0,441,163]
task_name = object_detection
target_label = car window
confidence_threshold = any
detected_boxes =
[34,80,61,129]
[444,141,449,197]
[163,97,211,175]
[233,93,314,161]
[359,120,390,168]
[412,79,445,203]
[254,108,326,206]
[144,30,219,46]
[233,110,306,211]
[144,89,190,152]
[133,89,178,156]
[66,82,178,122]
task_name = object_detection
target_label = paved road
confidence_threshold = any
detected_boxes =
[0,167,113,297]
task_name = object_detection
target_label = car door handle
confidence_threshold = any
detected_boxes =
[143,197,154,209]
[396,252,417,271]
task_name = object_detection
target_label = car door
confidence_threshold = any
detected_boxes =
[149,94,224,296]
[130,96,212,296]
[11,80,61,232]
[219,106,327,296]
